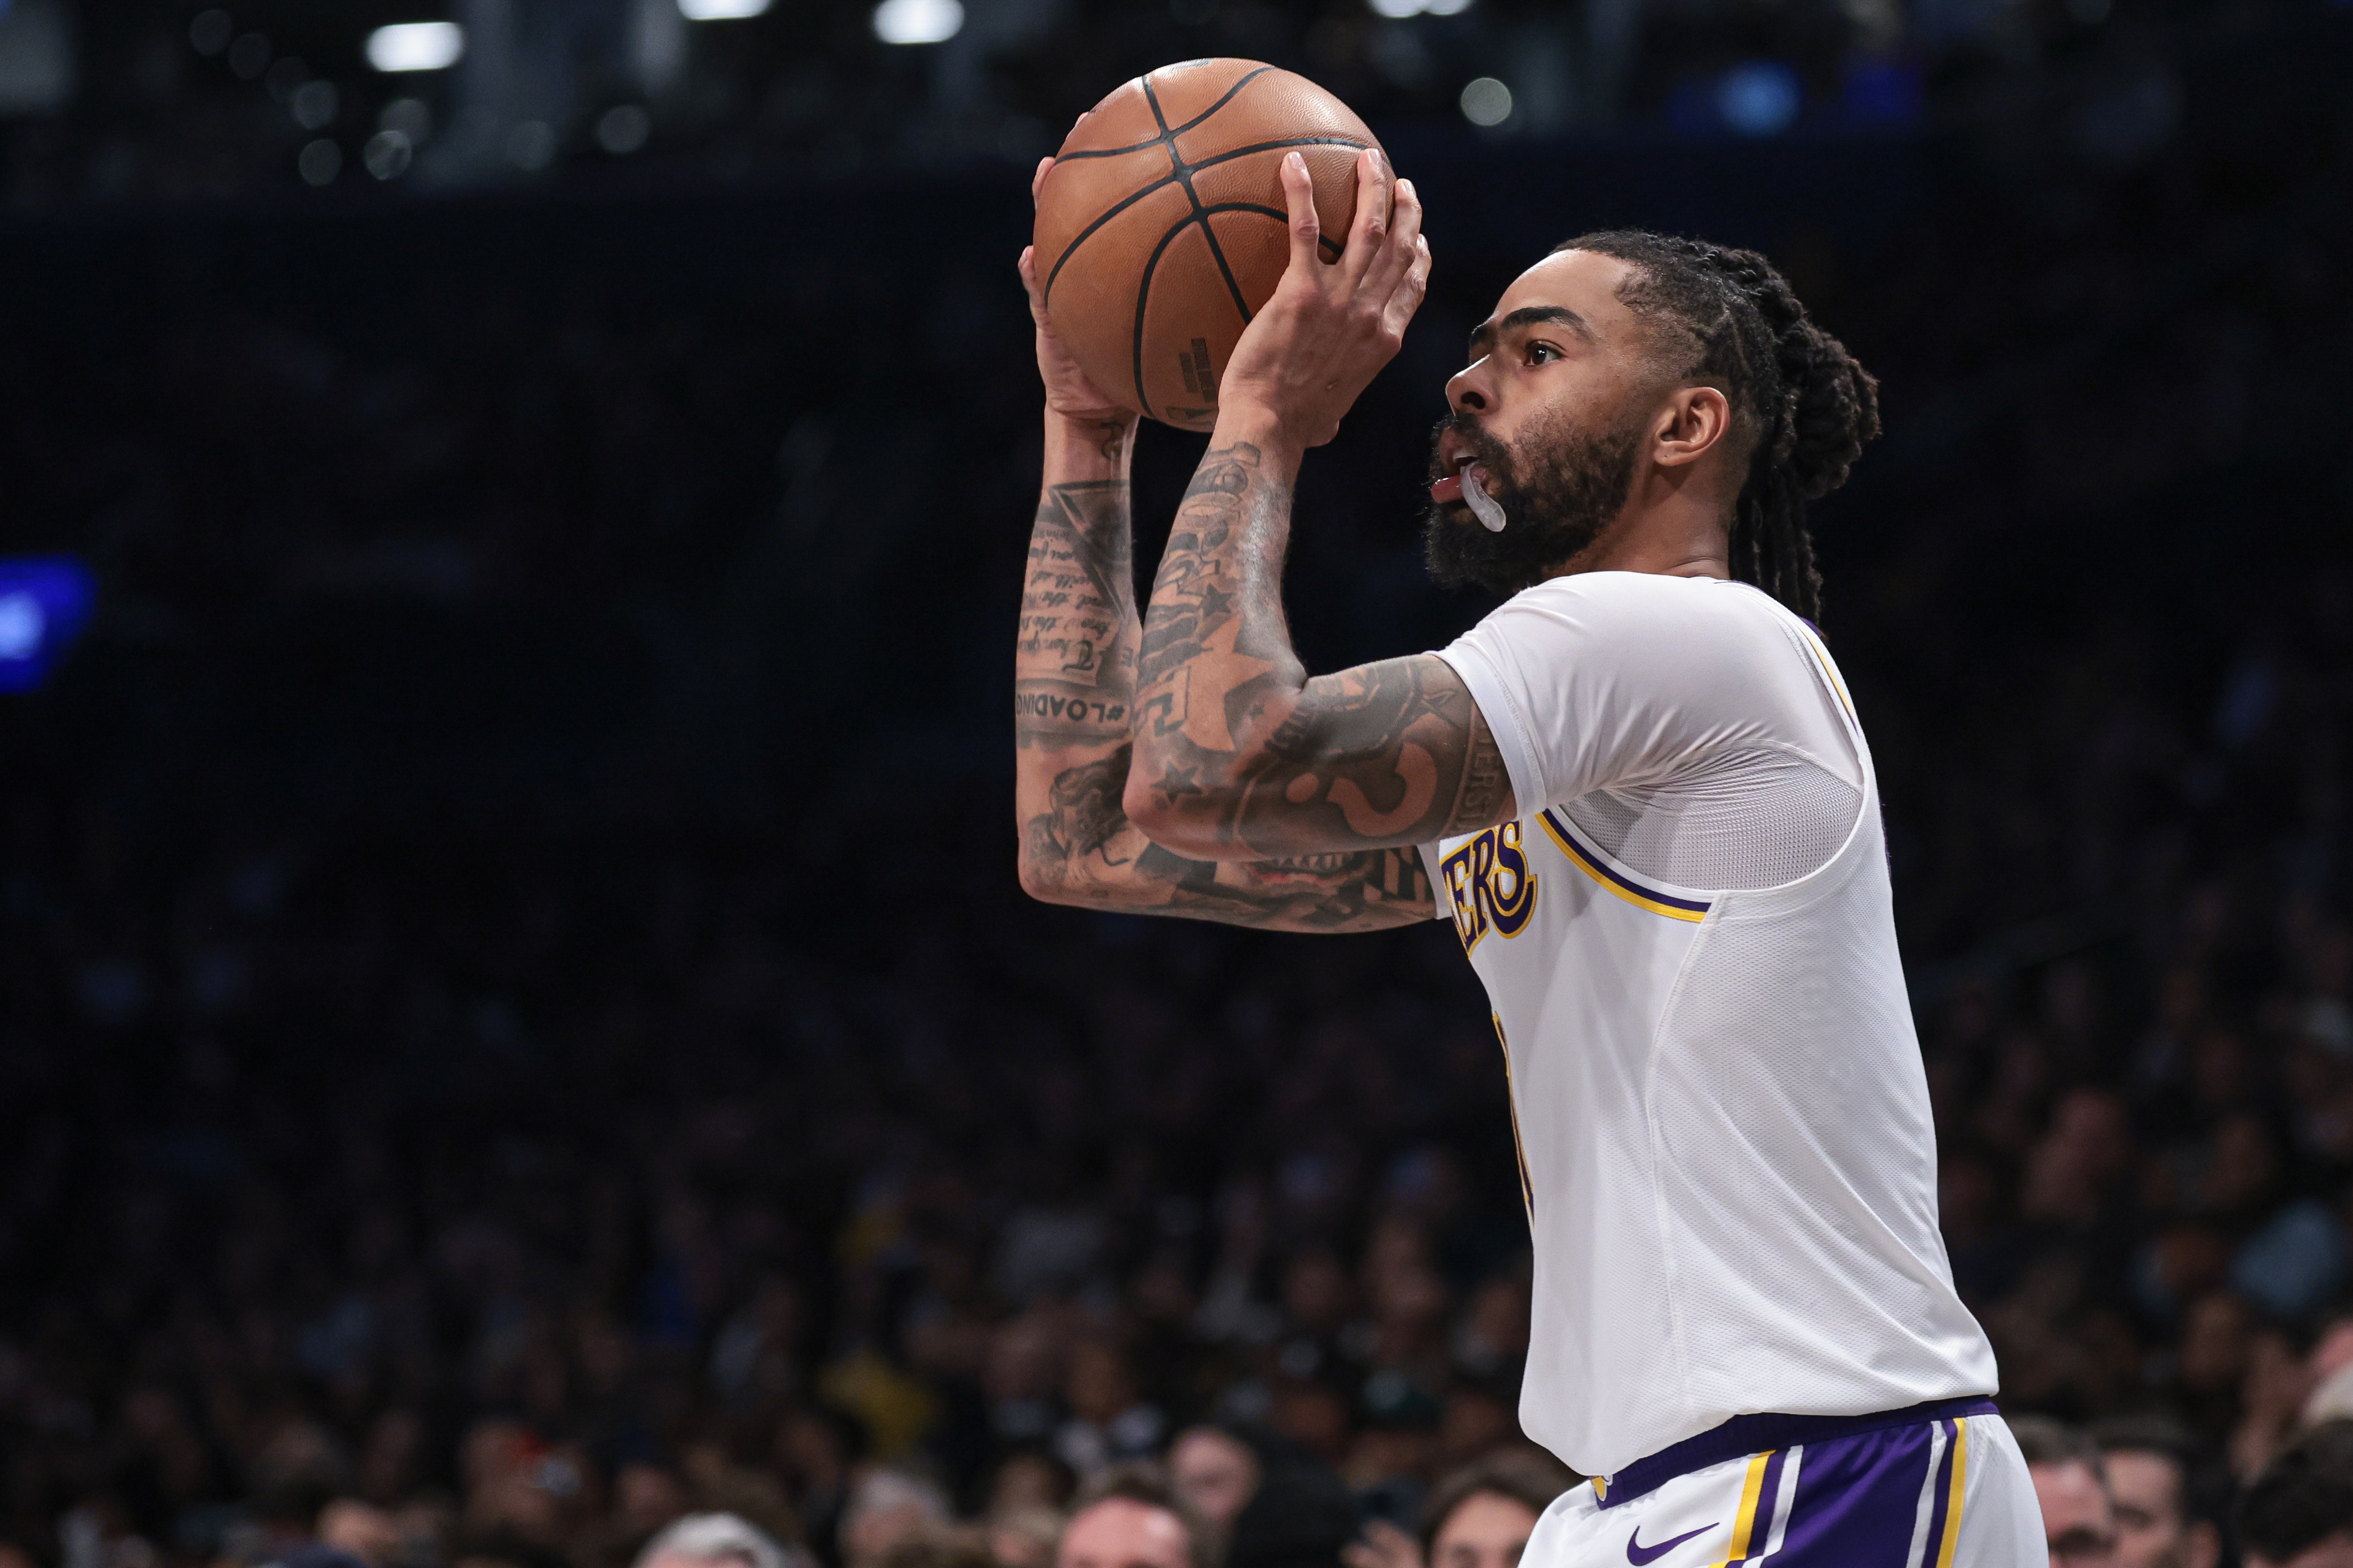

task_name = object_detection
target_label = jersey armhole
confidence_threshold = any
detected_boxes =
[1418,842,1452,922]
[1776,621,1868,790]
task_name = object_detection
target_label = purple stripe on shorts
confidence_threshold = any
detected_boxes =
[1743,1447,1790,1559]
[1920,1420,1959,1561]
[1774,1418,1940,1561]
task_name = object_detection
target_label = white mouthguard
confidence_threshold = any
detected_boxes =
[1463,469,1508,532]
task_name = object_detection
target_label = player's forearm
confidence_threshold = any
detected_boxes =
[1015,411,1144,898]
[1131,420,1346,853]
[1016,411,1141,747]
[1130,426,1312,813]
[1127,415,1508,860]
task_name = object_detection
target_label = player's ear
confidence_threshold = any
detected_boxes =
[1651,384,1733,469]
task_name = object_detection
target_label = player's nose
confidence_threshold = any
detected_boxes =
[1445,358,1491,413]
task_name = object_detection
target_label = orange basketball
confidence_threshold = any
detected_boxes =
[1033,59,1382,432]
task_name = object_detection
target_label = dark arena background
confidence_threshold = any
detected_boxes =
[0,0,2350,1563]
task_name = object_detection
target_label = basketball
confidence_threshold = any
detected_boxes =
[1033,59,1384,432]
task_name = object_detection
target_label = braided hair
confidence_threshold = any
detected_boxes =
[1552,231,1881,621]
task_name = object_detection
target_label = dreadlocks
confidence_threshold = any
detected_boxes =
[1553,230,1882,622]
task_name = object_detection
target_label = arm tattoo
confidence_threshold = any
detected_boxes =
[1024,747,1434,931]
[1016,479,1136,750]
[1014,459,1432,931]
[1132,442,1517,859]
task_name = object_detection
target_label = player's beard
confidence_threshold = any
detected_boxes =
[1422,405,1645,597]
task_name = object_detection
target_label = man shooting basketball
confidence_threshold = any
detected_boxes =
[1012,147,2041,1565]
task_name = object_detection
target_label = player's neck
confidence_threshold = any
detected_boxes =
[1547,496,1731,583]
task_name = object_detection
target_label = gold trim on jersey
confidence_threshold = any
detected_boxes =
[1535,810,1713,923]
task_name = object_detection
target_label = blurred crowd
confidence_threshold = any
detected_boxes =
[0,1,2349,1566]
[0,0,2301,207]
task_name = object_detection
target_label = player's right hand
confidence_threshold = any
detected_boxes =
[1020,133,1136,427]
[1214,148,1428,451]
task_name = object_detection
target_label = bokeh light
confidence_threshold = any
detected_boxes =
[1459,76,1513,126]
[873,0,964,44]
[365,21,465,73]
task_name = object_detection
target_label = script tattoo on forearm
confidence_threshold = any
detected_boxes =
[1016,479,1137,748]
[1132,442,1514,859]
[1013,466,1432,931]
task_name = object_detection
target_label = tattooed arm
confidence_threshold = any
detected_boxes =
[1010,198,1435,932]
[1122,152,1516,862]
[1012,416,1433,930]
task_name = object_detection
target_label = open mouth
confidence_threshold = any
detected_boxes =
[1429,449,1488,508]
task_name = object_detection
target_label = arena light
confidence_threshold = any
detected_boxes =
[678,0,772,17]
[1718,60,1800,135]
[873,0,963,44]
[0,557,95,695]
[365,21,464,72]
[1459,76,1512,126]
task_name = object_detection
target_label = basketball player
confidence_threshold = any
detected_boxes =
[1012,146,2041,1564]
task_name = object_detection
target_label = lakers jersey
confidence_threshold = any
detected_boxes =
[1421,571,1997,1482]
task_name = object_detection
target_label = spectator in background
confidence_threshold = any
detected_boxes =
[1056,1341,1167,1478]
[2090,1418,2225,1568]
[984,1508,1065,1568]
[1344,1449,1574,1568]
[2238,1421,2353,1568]
[1417,1452,1573,1568]
[842,1476,953,1568]
[1223,1441,1357,1568]
[1055,1469,1207,1568]
[636,1514,799,1568]
[1169,1430,1261,1539]
[2016,1417,2118,1565]
[318,1502,403,1568]
[878,1528,1001,1568]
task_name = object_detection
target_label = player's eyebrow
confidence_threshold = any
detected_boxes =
[1467,305,1596,359]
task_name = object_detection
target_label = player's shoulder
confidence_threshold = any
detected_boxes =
[1483,569,1803,650]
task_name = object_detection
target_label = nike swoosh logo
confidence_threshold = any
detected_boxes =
[1625,1523,1717,1565]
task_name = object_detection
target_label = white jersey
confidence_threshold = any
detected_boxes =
[1421,571,1996,1482]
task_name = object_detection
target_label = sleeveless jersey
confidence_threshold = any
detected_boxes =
[1421,571,1997,1482]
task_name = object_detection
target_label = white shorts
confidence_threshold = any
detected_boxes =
[1522,1403,2043,1566]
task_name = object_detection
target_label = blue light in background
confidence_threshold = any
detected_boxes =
[1718,61,1802,136]
[0,557,95,693]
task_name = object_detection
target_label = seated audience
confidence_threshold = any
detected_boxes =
[2239,1422,2353,1568]
[2090,1418,2225,1568]
[2015,1417,2118,1565]
[1055,1470,1209,1568]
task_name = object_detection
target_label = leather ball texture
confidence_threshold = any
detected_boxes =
[1033,59,1381,432]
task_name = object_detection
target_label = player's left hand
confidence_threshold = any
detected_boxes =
[1215,147,1430,450]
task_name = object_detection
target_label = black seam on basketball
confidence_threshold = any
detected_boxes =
[1058,74,1374,421]
[1131,211,1204,424]
[1195,202,1345,259]
[1196,215,1252,323]
[1041,171,1183,306]
[1057,66,1273,161]
[1050,142,1173,162]
[1133,75,1201,413]
[1167,65,1276,135]
[1184,135,1374,174]
[1143,76,1252,333]
[1180,136,1377,275]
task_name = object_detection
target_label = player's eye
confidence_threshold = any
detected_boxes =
[1526,341,1562,364]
